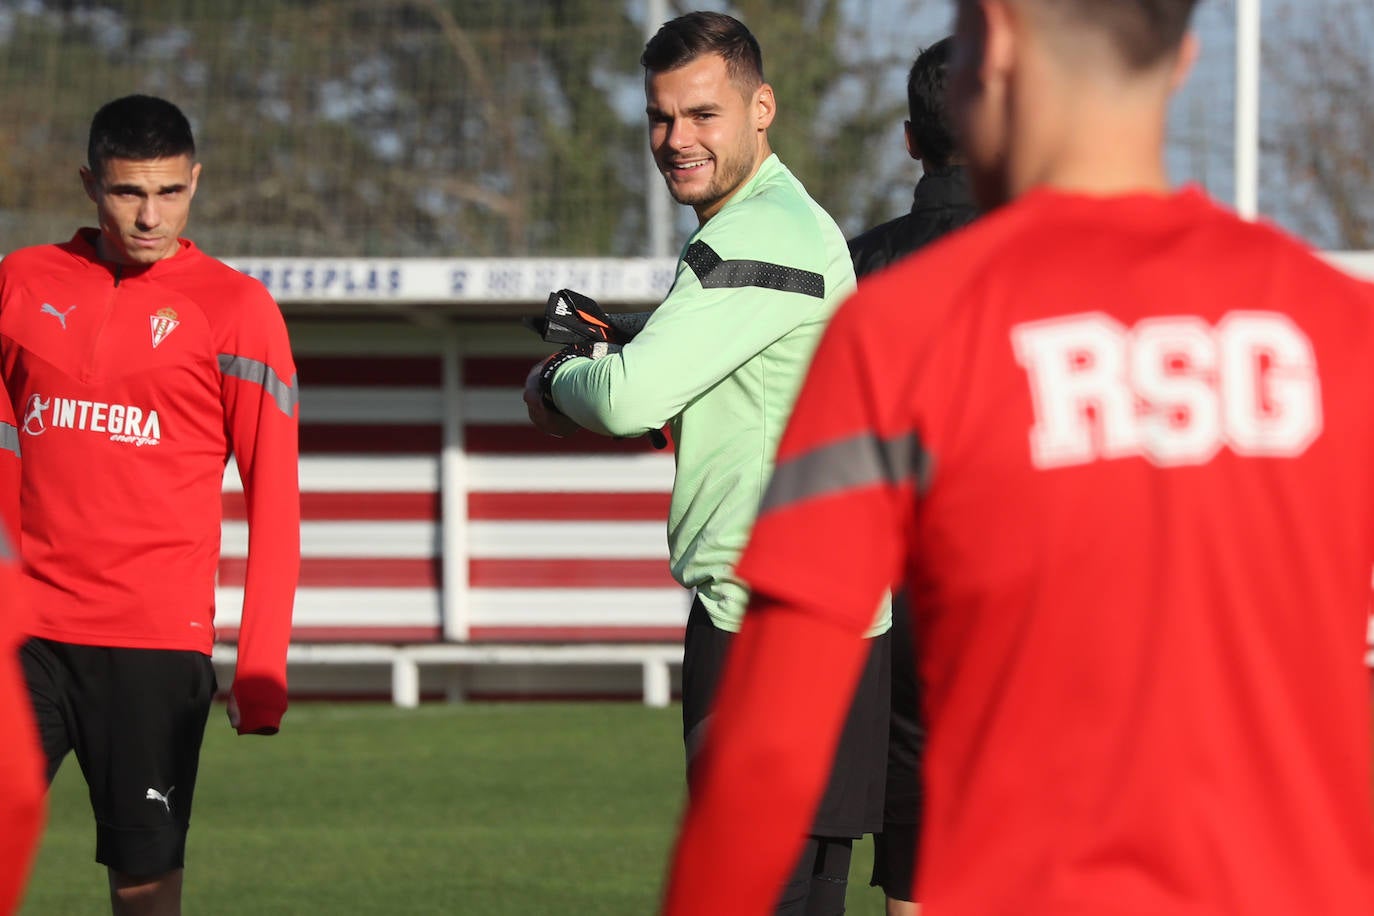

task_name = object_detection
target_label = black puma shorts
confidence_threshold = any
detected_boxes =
[681,597,890,837]
[21,637,217,876]
[870,592,926,901]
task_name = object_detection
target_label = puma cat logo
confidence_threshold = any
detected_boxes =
[40,303,77,329]
[145,786,174,814]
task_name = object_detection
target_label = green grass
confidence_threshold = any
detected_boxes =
[20,702,882,915]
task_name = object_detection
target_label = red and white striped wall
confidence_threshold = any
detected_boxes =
[216,319,688,645]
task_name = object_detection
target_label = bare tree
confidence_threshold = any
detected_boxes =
[0,0,942,257]
[1266,0,1374,249]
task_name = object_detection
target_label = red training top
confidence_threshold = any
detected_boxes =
[0,513,45,914]
[664,188,1374,915]
[0,373,18,544]
[0,229,301,734]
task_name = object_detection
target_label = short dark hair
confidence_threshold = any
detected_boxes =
[907,37,956,170]
[87,95,195,176]
[641,11,764,90]
[1034,0,1201,69]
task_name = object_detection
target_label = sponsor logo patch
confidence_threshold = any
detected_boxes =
[23,394,49,436]
[21,392,162,447]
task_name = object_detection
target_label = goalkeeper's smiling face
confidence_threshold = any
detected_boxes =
[646,52,775,224]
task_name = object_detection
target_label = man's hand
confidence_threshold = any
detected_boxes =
[524,358,580,438]
[227,690,280,736]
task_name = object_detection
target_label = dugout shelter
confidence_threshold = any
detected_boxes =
[215,256,684,705]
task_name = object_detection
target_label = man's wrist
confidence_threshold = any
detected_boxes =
[538,347,590,413]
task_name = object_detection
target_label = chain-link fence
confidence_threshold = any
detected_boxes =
[0,0,1367,258]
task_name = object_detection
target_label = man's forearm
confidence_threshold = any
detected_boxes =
[233,515,299,734]
[550,353,667,437]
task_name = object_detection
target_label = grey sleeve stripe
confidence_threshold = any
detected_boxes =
[0,422,19,459]
[218,354,299,417]
[760,431,930,516]
[0,422,15,561]
[685,241,826,299]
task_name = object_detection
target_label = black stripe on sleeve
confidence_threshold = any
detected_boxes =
[684,241,826,299]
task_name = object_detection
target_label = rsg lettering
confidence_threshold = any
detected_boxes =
[1012,311,1322,469]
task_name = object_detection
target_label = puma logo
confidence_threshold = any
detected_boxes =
[40,303,76,330]
[145,786,174,814]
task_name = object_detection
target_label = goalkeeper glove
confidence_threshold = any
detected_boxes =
[523,288,651,346]
[524,290,666,450]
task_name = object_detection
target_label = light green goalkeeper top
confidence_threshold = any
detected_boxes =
[550,154,890,636]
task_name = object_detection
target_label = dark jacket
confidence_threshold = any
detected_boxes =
[848,165,978,278]
[843,165,977,830]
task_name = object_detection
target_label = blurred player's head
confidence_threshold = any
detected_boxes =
[948,0,1199,209]
[80,95,201,266]
[905,37,959,170]
[642,12,776,224]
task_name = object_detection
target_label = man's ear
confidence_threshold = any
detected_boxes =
[904,121,923,162]
[981,0,1018,86]
[80,165,98,204]
[188,161,202,200]
[754,82,776,131]
[1170,31,1200,92]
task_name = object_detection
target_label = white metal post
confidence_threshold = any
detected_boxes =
[440,328,471,641]
[645,0,673,257]
[393,653,420,709]
[643,658,671,708]
[1235,0,1262,220]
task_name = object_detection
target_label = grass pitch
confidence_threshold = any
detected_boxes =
[20,702,881,915]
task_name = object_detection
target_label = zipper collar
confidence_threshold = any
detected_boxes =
[66,228,197,283]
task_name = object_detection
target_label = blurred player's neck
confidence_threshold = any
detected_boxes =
[1006,36,1192,201]
[1013,90,1170,199]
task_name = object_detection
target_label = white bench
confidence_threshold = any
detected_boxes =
[212,642,682,709]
